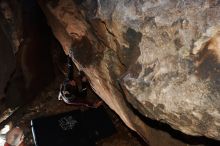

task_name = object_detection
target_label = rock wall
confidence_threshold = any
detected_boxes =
[0,20,16,100]
[0,0,21,100]
[0,0,55,106]
[37,0,220,144]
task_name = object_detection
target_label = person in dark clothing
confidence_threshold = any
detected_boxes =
[58,55,102,108]
[59,73,87,103]
[58,56,88,103]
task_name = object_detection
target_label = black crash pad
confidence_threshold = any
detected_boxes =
[31,106,116,146]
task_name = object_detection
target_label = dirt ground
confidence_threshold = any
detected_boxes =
[0,76,147,146]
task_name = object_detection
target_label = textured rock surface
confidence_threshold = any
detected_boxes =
[0,0,21,99]
[120,1,220,140]
[37,0,220,142]
[0,0,23,54]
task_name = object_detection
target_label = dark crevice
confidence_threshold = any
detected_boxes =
[101,20,116,37]
[132,106,220,146]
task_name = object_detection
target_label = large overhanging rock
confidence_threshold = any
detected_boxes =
[38,0,220,143]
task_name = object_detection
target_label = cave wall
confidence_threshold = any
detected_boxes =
[0,0,21,100]
[0,20,16,99]
[0,0,55,106]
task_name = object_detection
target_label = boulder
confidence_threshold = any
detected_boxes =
[38,0,220,144]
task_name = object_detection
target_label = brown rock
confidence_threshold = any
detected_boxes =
[0,18,16,100]
[37,0,220,145]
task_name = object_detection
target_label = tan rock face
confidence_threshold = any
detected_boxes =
[120,1,220,139]
[38,0,220,143]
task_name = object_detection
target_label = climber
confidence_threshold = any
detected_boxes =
[58,55,103,108]
[58,56,87,104]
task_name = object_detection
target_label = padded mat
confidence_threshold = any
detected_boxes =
[31,106,116,146]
